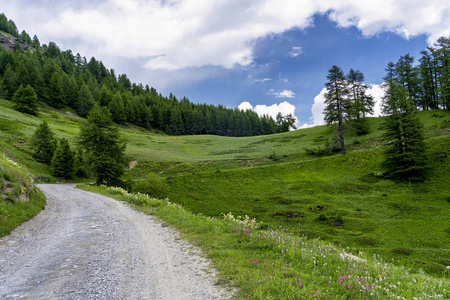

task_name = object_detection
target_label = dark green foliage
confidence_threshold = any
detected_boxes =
[48,72,64,108]
[78,105,126,186]
[381,83,428,181]
[355,236,378,246]
[0,13,19,37]
[324,65,350,154]
[12,84,38,116]
[74,148,89,178]
[132,173,167,198]
[1,64,18,99]
[76,83,95,117]
[31,120,57,165]
[276,113,297,132]
[392,246,412,255]
[51,138,74,179]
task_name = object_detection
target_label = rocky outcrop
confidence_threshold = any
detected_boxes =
[0,31,32,52]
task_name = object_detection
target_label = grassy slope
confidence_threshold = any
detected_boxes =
[0,153,46,237]
[1,99,449,275]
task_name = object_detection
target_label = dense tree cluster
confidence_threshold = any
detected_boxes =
[388,37,450,111]
[0,14,292,137]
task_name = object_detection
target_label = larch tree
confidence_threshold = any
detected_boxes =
[347,69,375,135]
[381,81,428,181]
[323,65,351,154]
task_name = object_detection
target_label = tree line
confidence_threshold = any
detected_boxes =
[0,13,295,137]
[323,36,448,180]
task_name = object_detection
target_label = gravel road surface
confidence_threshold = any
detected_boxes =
[0,184,231,299]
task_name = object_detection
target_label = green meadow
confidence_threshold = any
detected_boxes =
[1,99,449,297]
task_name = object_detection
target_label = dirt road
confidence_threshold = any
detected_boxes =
[0,184,230,299]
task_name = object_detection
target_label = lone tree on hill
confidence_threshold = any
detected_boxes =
[31,120,57,165]
[381,81,428,181]
[12,84,38,116]
[323,65,351,154]
[78,105,126,186]
[51,138,74,179]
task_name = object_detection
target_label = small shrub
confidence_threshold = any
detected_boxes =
[132,173,167,198]
[392,246,412,255]
[355,235,377,246]
[335,214,344,225]
[268,151,278,161]
[316,213,328,221]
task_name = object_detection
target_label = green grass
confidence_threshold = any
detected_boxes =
[79,184,450,299]
[1,98,449,279]
[0,153,46,237]
[159,137,450,275]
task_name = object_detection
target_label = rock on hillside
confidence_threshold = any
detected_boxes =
[0,31,32,52]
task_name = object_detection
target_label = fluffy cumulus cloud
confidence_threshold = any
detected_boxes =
[6,0,449,71]
[301,84,385,128]
[300,88,327,128]
[239,101,299,128]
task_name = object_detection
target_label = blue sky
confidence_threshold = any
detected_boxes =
[2,0,449,127]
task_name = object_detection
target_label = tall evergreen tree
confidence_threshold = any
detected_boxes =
[78,105,126,186]
[347,69,374,135]
[381,82,428,181]
[48,72,64,108]
[51,138,74,179]
[31,121,57,165]
[434,37,450,109]
[76,83,95,117]
[323,65,350,154]
[12,84,38,116]
[1,64,18,100]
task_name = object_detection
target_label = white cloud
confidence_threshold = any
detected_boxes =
[301,88,327,128]
[301,84,386,128]
[252,78,272,84]
[289,46,303,57]
[4,0,449,70]
[324,0,450,44]
[268,89,296,98]
[367,83,385,117]
[239,100,299,128]
[238,101,254,111]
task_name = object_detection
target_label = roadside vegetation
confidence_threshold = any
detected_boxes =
[79,184,449,299]
[0,153,45,238]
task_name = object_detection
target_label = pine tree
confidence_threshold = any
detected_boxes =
[347,69,374,135]
[381,82,428,181]
[51,138,74,179]
[74,148,89,178]
[48,72,64,108]
[1,64,18,100]
[12,84,39,116]
[78,105,126,186]
[31,121,57,165]
[76,83,95,117]
[323,65,351,154]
